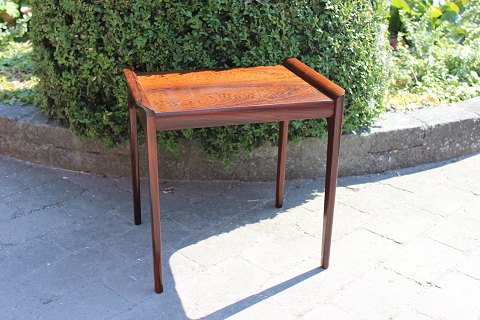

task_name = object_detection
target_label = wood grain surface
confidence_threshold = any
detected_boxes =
[137,65,332,115]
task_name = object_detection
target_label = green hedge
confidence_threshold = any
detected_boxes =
[31,0,389,162]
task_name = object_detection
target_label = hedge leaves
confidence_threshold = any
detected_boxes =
[31,0,389,162]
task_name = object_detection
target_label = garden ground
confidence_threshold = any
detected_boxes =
[1,153,479,319]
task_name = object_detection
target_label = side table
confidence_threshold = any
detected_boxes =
[123,58,344,293]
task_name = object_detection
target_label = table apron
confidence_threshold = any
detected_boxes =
[154,106,335,131]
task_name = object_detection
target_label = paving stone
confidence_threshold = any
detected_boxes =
[112,176,148,194]
[335,183,413,216]
[439,160,480,195]
[259,260,356,316]
[244,196,371,240]
[101,257,181,307]
[0,176,28,198]
[0,278,44,319]
[0,155,32,177]
[165,197,262,231]
[240,226,322,275]
[50,211,133,252]
[0,198,22,222]
[110,255,271,319]
[332,229,400,277]
[177,224,263,267]
[220,299,294,320]
[456,247,480,280]
[22,246,126,297]
[220,179,312,205]
[60,189,136,221]
[237,201,314,234]
[427,210,480,251]
[173,257,270,318]
[389,305,437,320]
[413,271,480,320]
[363,205,440,244]
[3,178,85,213]
[104,224,153,261]
[0,239,68,282]
[302,304,360,320]
[282,179,326,210]
[1,153,480,319]
[106,218,192,261]
[384,237,465,285]
[150,191,196,214]
[259,206,327,239]
[0,206,75,245]
[261,231,400,316]
[330,204,374,240]
[225,203,288,234]
[332,267,424,320]
[286,190,325,213]
[378,165,451,194]
[109,293,189,320]
[157,179,234,203]
[338,171,398,189]
[167,250,206,284]
[213,180,274,200]
[382,179,473,217]
[31,282,129,320]
[463,195,480,216]
[11,164,70,187]
[60,170,120,191]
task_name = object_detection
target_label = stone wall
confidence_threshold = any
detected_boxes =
[1,98,479,180]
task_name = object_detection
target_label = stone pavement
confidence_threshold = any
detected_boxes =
[0,153,479,320]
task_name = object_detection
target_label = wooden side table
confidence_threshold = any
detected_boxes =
[123,58,344,293]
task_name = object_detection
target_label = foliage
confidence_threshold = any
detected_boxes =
[0,41,38,105]
[388,0,480,110]
[0,0,31,43]
[30,0,389,163]
[0,0,20,19]
[389,0,468,38]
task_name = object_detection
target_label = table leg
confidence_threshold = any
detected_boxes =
[276,121,289,208]
[145,116,163,293]
[128,95,142,225]
[321,98,343,269]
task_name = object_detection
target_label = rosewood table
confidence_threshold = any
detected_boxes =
[123,58,344,294]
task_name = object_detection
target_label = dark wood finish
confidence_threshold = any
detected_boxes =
[134,65,334,131]
[128,93,142,225]
[137,66,332,113]
[123,58,344,293]
[283,58,345,99]
[154,106,333,131]
[145,116,163,294]
[123,68,155,116]
[321,97,344,269]
[276,121,289,208]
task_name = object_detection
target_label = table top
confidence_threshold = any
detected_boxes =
[127,65,333,117]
